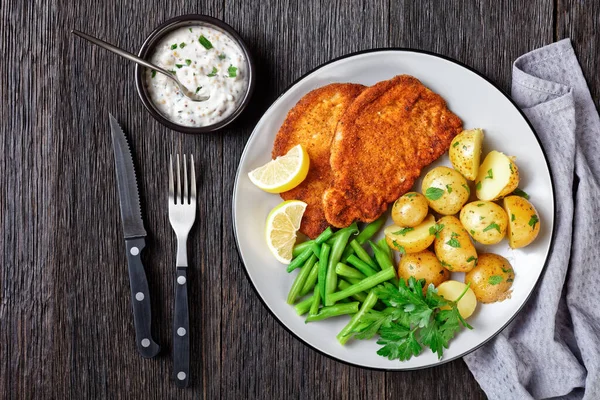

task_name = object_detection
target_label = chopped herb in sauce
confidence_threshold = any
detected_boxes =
[228,64,238,77]
[151,70,156,78]
[185,59,192,66]
[171,44,178,50]
[199,35,213,49]
[180,42,186,48]
[218,53,226,60]
[195,86,202,93]
[207,66,218,77]
[175,64,183,69]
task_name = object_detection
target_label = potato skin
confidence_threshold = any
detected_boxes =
[397,250,450,288]
[465,253,515,303]
[422,166,470,215]
[449,128,484,181]
[391,192,429,227]
[503,195,541,248]
[459,201,508,245]
[433,216,478,272]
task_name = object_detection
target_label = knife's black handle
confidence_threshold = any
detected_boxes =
[125,238,160,358]
[173,267,190,388]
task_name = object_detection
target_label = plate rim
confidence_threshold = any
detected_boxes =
[231,47,557,371]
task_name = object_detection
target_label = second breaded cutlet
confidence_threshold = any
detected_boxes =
[323,75,463,228]
[272,83,366,238]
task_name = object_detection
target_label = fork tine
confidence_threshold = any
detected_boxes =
[183,154,188,204]
[190,155,196,202]
[169,154,174,202]
[176,154,181,205]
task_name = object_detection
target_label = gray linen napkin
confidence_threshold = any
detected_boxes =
[463,39,600,400]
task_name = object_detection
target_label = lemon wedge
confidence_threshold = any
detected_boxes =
[265,200,307,264]
[248,144,310,193]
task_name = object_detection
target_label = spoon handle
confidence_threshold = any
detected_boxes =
[71,29,172,77]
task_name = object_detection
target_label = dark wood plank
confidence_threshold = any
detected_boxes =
[386,1,554,399]
[47,0,223,398]
[557,0,600,110]
[220,1,389,399]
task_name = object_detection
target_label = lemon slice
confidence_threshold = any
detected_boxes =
[265,200,307,264]
[248,144,310,193]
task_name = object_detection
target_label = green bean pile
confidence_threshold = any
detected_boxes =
[285,214,398,344]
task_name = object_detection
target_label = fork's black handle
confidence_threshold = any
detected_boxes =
[125,238,160,358]
[173,267,190,388]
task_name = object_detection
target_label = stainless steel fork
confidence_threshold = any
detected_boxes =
[168,154,196,388]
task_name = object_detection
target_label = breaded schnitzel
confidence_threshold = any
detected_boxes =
[323,75,462,228]
[272,83,365,238]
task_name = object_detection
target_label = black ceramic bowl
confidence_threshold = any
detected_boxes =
[135,15,255,134]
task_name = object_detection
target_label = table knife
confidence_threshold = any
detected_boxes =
[110,114,160,358]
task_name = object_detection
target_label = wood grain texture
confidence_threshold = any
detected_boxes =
[1,0,598,399]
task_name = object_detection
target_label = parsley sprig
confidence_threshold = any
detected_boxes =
[346,277,473,360]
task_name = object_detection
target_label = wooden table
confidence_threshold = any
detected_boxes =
[2,0,598,398]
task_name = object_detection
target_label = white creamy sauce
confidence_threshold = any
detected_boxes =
[145,26,248,127]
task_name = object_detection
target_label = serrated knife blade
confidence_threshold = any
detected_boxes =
[110,114,147,238]
[109,114,159,358]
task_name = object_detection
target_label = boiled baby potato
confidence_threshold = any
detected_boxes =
[459,201,508,245]
[391,192,429,227]
[385,214,436,254]
[421,166,470,215]
[503,195,541,248]
[433,216,478,272]
[475,151,519,201]
[436,280,477,319]
[465,253,515,303]
[449,128,484,181]
[397,250,450,288]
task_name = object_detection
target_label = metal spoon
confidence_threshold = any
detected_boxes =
[72,29,209,102]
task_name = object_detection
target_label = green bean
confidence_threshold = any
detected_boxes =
[294,295,314,315]
[325,222,359,246]
[317,243,331,300]
[356,215,387,244]
[377,238,393,261]
[327,267,396,305]
[292,240,314,258]
[368,240,395,271]
[299,259,319,297]
[337,290,378,345]
[347,240,378,268]
[347,255,378,276]
[325,224,358,304]
[287,242,319,273]
[305,302,360,322]
[315,227,334,244]
[347,276,365,284]
[335,262,366,280]
[286,254,318,305]
[337,279,367,302]
[309,285,321,316]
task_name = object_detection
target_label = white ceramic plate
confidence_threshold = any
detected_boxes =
[232,49,555,370]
